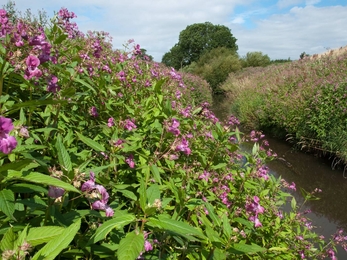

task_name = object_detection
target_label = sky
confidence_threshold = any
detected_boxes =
[5,0,347,62]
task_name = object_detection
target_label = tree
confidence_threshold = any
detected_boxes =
[300,52,310,59]
[161,44,185,69]
[241,51,271,67]
[162,22,238,70]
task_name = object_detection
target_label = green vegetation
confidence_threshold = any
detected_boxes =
[183,47,241,94]
[0,4,346,260]
[162,22,238,70]
[221,49,347,163]
[240,52,271,68]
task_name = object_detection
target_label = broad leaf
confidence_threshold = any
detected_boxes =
[150,164,162,185]
[147,215,206,240]
[117,231,144,260]
[32,219,81,260]
[76,132,105,152]
[139,178,146,212]
[27,226,65,246]
[55,134,72,172]
[0,189,16,220]
[89,214,136,244]
[0,227,16,251]
[229,243,266,254]
[7,170,80,193]
[146,184,160,205]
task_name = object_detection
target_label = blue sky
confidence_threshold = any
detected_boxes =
[5,0,347,61]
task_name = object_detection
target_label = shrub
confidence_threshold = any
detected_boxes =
[187,47,242,93]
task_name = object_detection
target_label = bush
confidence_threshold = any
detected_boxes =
[241,52,271,68]
[187,47,242,93]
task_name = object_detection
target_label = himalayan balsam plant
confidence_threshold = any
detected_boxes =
[0,5,346,260]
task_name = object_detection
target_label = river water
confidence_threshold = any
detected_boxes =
[211,96,347,258]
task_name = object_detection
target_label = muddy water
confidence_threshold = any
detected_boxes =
[211,96,347,258]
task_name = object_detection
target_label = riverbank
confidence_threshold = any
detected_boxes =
[219,48,347,165]
[211,96,347,258]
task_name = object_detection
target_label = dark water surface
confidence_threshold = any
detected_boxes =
[211,96,347,258]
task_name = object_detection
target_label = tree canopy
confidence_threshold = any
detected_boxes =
[162,22,238,70]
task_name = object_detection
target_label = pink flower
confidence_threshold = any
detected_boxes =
[0,117,14,134]
[144,240,153,251]
[175,138,191,155]
[288,182,296,191]
[168,118,180,136]
[24,55,42,80]
[48,186,65,198]
[0,117,17,154]
[126,154,135,168]
[107,117,114,127]
[249,216,262,228]
[89,106,98,117]
[81,172,96,192]
[19,126,29,138]
[0,134,17,154]
[124,119,137,131]
[47,75,60,93]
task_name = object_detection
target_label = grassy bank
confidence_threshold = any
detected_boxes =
[221,48,347,163]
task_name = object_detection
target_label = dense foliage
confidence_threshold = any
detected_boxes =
[0,6,346,260]
[162,22,238,70]
[241,52,271,68]
[183,47,241,94]
[221,49,347,163]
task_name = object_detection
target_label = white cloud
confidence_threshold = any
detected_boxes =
[9,0,253,61]
[5,1,347,61]
[231,16,245,24]
[235,5,347,60]
[277,0,304,9]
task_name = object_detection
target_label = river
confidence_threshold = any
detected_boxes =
[211,95,347,258]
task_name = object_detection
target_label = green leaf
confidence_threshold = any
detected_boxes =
[7,171,80,194]
[117,231,144,260]
[0,227,16,251]
[55,134,72,172]
[204,202,221,226]
[147,215,206,240]
[229,243,266,254]
[76,132,105,152]
[139,178,146,212]
[291,197,297,210]
[13,226,28,251]
[150,164,162,185]
[10,99,67,110]
[118,189,137,201]
[234,217,253,230]
[222,213,232,239]
[89,214,136,244]
[0,189,16,220]
[32,219,81,260]
[211,163,227,170]
[74,78,97,94]
[9,183,47,194]
[0,159,35,173]
[146,184,160,205]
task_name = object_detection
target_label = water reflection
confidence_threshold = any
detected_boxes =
[266,136,347,258]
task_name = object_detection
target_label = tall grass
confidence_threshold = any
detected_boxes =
[221,47,347,162]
